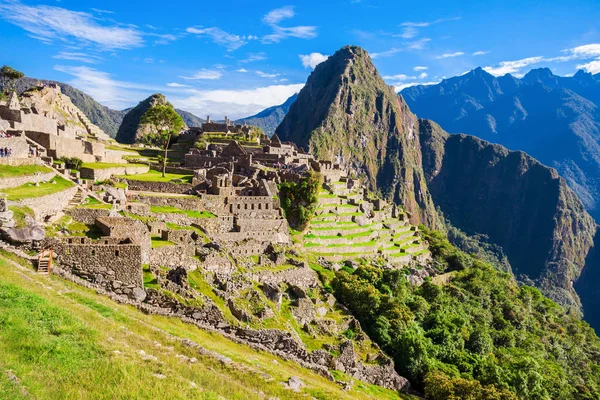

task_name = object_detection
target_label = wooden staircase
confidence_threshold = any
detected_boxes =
[37,248,53,274]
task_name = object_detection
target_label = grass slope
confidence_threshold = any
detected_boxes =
[0,254,405,400]
[2,175,74,201]
[0,165,53,179]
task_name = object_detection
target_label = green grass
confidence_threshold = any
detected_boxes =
[150,205,215,219]
[8,206,34,228]
[0,164,53,179]
[82,162,147,169]
[0,255,405,400]
[2,175,75,201]
[151,236,176,248]
[143,264,159,289]
[121,170,193,184]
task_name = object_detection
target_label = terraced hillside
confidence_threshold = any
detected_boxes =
[301,181,430,265]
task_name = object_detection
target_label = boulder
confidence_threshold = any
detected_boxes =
[1,222,45,244]
[105,187,126,203]
[132,287,147,302]
[286,376,304,392]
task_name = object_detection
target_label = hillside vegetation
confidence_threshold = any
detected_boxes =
[331,229,600,399]
[0,252,404,400]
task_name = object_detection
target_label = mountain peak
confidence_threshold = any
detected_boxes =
[522,67,558,85]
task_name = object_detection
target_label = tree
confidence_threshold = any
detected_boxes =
[0,65,24,94]
[140,105,185,177]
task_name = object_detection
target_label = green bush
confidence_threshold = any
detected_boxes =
[59,157,83,170]
[278,171,321,228]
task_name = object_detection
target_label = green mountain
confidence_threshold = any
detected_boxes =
[116,94,186,144]
[276,45,597,315]
[242,94,298,136]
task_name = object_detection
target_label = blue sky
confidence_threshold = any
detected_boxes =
[0,0,599,119]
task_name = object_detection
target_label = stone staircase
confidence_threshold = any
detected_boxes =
[68,188,85,207]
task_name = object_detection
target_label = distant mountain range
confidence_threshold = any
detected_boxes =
[401,67,600,220]
[240,94,298,137]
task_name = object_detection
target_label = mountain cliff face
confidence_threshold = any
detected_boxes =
[401,67,600,221]
[419,120,596,309]
[242,94,297,137]
[276,46,438,226]
[276,45,597,314]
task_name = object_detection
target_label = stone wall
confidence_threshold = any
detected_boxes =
[149,163,197,175]
[149,245,198,269]
[0,136,29,160]
[126,179,194,194]
[79,164,149,181]
[65,207,111,224]
[18,185,78,221]
[0,170,56,190]
[133,194,203,210]
[53,241,142,287]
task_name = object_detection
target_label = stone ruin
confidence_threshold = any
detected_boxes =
[0,85,128,163]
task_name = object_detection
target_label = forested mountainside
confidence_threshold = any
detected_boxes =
[276,45,597,318]
[401,67,600,221]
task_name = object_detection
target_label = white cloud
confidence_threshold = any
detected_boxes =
[400,17,461,28]
[240,52,267,63]
[567,44,600,58]
[181,69,223,80]
[418,72,428,79]
[150,33,180,45]
[90,8,114,14]
[472,51,489,56]
[263,6,295,25]
[0,2,144,49]
[436,51,465,59]
[577,59,600,74]
[53,51,104,64]
[396,26,418,39]
[236,68,248,73]
[167,83,190,88]
[413,66,428,71]
[371,48,402,59]
[299,53,329,69]
[261,6,317,43]
[406,38,431,50]
[483,56,544,76]
[54,65,164,109]
[186,26,246,51]
[255,70,280,79]
[382,74,416,81]
[171,83,305,119]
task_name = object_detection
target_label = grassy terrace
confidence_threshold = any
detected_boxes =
[2,175,74,201]
[151,236,176,248]
[150,205,215,219]
[0,164,53,179]
[0,255,404,399]
[82,162,147,169]
[120,170,193,183]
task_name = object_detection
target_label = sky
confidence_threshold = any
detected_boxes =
[0,0,599,119]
